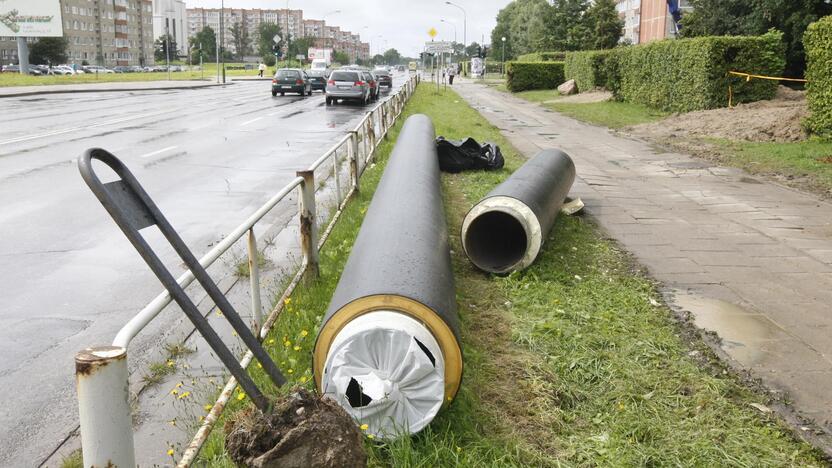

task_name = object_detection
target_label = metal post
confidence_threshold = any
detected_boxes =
[16,37,29,75]
[75,346,135,467]
[332,152,342,207]
[297,170,319,279]
[246,228,263,332]
[165,22,171,81]
[348,131,360,193]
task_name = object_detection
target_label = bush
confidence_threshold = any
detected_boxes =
[517,51,566,62]
[804,16,832,138]
[609,30,785,112]
[564,49,616,92]
[263,54,276,67]
[506,61,566,92]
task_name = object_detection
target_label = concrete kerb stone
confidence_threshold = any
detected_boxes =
[0,81,230,99]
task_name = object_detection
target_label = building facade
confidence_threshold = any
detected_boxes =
[153,0,187,56]
[1,0,154,67]
[186,7,369,61]
[615,0,693,45]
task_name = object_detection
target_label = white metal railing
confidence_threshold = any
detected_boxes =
[74,75,420,468]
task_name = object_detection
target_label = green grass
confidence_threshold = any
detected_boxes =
[0,62,275,87]
[194,84,825,466]
[546,100,669,129]
[510,88,560,103]
[60,449,83,468]
[708,138,832,192]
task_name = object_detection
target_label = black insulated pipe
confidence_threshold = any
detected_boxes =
[462,149,576,274]
[313,114,463,439]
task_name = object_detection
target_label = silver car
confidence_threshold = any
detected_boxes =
[325,70,370,105]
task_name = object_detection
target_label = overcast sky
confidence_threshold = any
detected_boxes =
[187,0,512,57]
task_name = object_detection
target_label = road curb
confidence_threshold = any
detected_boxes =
[0,82,232,98]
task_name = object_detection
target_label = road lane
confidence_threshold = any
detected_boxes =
[0,76,406,465]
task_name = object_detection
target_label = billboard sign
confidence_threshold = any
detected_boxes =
[425,41,453,54]
[0,0,63,37]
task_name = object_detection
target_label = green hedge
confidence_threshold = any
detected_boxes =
[804,16,832,138]
[506,61,566,92]
[564,50,616,92]
[608,30,785,112]
[517,51,566,62]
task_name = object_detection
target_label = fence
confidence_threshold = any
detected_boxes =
[74,75,420,467]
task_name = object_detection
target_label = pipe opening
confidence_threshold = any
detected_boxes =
[346,377,373,408]
[464,210,528,273]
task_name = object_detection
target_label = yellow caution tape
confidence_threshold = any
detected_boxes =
[728,71,807,83]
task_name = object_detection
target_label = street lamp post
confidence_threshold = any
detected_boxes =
[501,36,506,77]
[220,0,225,83]
[445,1,466,51]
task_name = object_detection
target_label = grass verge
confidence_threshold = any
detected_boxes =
[195,83,825,466]
[546,100,669,129]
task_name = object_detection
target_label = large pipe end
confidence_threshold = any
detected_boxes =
[321,311,445,439]
[461,196,542,274]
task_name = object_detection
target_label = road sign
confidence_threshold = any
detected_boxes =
[425,41,453,54]
[272,34,281,44]
[428,27,437,39]
[296,54,305,61]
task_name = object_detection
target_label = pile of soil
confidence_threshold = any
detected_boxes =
[225,388,366,468]
[628,86,808,143]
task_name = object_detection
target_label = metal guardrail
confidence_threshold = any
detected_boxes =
[74,75,419,467]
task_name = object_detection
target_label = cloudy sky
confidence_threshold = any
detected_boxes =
[187,0,512,57]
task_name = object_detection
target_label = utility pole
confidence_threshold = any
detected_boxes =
[445,1,466,51]
[220,0,225,83]
[16,37,29,75]
[165,20,171,81]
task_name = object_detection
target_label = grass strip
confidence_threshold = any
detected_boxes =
[546,100,669,129]
[195,84,825,467]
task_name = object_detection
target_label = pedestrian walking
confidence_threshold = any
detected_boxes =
[258,62,266,77]
[448,66,456,85]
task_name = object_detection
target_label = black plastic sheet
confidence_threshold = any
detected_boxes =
[436,137,505,173]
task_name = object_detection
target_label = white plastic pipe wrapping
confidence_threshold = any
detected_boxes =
[462,149,576,274]
[313,114,462,439]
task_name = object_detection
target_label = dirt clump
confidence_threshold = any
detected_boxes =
[225,388,366,468]
[628,86,808,143]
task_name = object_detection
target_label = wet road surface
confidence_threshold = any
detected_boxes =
[0,78,402,465]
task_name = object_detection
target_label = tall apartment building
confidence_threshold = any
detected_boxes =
[1,0,154,67]
[615,0,693,45]
[186,7,369,60]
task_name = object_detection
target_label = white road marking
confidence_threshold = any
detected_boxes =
[240,116,264,126]
[0,109,171,146]
[139,145,179,159]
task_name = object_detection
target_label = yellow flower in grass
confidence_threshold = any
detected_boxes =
[204,404,213,412]
[237,392,246,401]
[170,389,179,396]
[284,297,292,306]
[268,338,275,345]
[168,419,176,426]
[177,391,191,400]
[166,360,175,367]
[293,346,301,351]
[299,376,308,383]
[367,434,375,440]
[360,424,369,431]
[300,330,309,337]
[167,449,174,457]
[287,369,294,374]
[284,340,292,347]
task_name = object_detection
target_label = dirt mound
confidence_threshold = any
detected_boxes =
[225,388,366,468]
[629,86,808,143]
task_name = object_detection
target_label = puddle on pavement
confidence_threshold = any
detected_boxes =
[672,290,789,365]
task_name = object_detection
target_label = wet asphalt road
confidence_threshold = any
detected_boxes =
[0,77,402,466]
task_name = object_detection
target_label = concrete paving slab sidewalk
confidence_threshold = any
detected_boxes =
[455,81,832,446]
[0,80,227,98]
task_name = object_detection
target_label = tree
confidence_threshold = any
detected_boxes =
[257,22,282,61]
[333,50,350,64]
[586,0,623,49]
[228,22,250,60]
[544,0,591,51]
[288,36,314,60]
[29,37,68,65]
[371,53,384,65]
[154,34,176,62]
[382,48,402,64]
[681,0,832,77]
[465,42,481,58]
[191,26,216,62]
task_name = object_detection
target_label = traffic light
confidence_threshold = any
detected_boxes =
[476,45,482,57]
[481,46,489,58]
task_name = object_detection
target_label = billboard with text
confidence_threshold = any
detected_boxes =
[0,0,63,37]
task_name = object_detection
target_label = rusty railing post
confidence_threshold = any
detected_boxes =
[297,170,319,280]
[348,130,360,194]
[246,227,263,332]
[75,346,135,467]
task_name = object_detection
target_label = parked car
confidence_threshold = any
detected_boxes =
[306,70,327,92]
[272,68,312,96]
[1,64,42,75]
[373,68,393,89]
[82,65,114,74]
[52,65,76,75]
[325,69,370,105]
